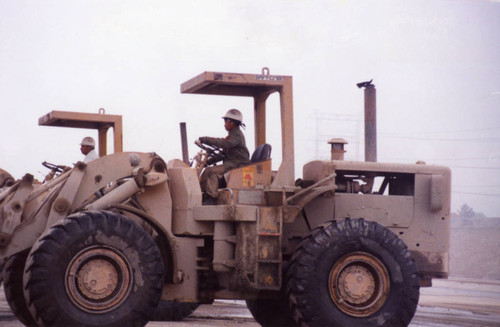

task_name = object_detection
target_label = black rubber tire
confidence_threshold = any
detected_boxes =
[3,250,37,326]
[23,210,164,327]
[149,300,199,321]
[286,218,420,327]
[246,297,298,327]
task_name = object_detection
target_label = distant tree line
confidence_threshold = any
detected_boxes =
[457,203,486,218]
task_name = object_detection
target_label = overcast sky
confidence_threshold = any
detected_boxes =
[1,0,499,216]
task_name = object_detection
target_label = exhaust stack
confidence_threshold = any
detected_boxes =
[180,122,189,165]
[357,80,377,162]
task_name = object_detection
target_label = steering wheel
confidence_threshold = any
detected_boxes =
[42,161,67,173]
[195,142,226,165]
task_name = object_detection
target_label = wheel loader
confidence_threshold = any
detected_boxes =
[0,69,451,327]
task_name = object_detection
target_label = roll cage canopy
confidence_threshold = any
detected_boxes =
[38,109,123,157]
[181,68,295,187]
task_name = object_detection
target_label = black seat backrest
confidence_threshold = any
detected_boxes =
[251,144,272,163]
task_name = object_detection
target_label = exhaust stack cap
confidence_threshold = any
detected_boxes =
[328,138,348,161]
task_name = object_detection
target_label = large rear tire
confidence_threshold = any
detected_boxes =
[23,210,164,327]
[3,250,36,326]
[286,218,420,327]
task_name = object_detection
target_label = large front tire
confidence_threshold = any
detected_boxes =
[3,250,36,326]
[286,218,420,327]
[23,210,164,327]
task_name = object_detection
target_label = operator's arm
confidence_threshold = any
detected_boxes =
[199,132,242,152]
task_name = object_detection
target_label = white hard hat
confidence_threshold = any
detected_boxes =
[80,137,96,147]
[222,109,243,123]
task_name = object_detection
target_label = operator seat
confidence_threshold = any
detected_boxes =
[250,143,272,163]
[221,144,272,190]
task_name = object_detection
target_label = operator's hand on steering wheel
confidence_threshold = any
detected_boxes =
[194,138,226,164]
[42,161,66,173]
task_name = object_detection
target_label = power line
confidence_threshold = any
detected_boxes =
[308,114,500,135]
[380,136,500,142]
[450,166,500,170]
[381,126,500,136]
[453,191,500,197]
[454,185,500,188]
[432,157,499,161]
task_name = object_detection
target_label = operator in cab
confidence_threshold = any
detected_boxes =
[196,109,250,204]
[44,137,96,183]
[80,137,99,163]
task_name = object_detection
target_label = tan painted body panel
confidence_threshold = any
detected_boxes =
[302,159,451,282]
[0,152,169,258]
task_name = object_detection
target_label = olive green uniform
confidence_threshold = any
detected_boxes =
[199,127,250,198]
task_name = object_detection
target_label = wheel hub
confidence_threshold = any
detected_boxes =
[77,258,119,300]
[65,246,132,313]
[338,264,376,304]
[329,252,390,317]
